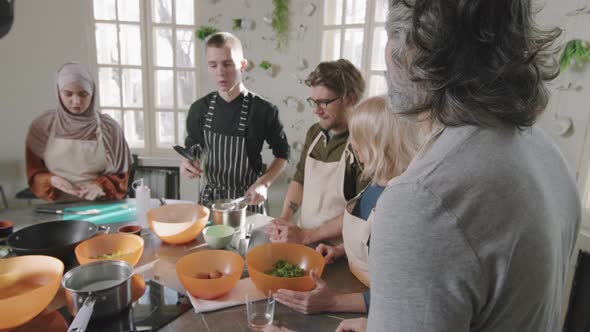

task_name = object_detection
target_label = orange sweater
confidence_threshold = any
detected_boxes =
[26,147,129,201]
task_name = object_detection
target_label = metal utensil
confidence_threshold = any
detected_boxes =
[229,196,247,205]
[158,197,167,206]
[35,207,101,215]
[211,199,247,229]
[173,145,196,161]
[241,223,253,255]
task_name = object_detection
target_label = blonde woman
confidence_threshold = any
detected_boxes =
[274,95,420,315]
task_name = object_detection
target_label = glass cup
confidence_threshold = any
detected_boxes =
[246,292,275,331]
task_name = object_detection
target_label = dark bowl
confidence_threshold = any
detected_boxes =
[0,220,14,238]
[117,225,142,236]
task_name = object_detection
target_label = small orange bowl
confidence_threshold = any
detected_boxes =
[176,250,243,299]
[75,233,144,266]
[146,204,210,245]
[0,255,64,330]
[246,242,325,294]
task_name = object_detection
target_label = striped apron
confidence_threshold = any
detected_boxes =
[200,91,265,214]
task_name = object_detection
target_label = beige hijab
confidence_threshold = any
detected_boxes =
[26,62,131,174]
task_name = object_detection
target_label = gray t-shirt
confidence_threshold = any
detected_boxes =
[368,125,580,332]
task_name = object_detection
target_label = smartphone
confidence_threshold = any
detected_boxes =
[173,145,196,161]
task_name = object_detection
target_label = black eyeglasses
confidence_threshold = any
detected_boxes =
[307,96,341,110]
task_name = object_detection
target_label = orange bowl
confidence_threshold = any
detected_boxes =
[75,233,144,266]
[246,243,325,294]
[176,250,243,299]
[147,204,210,245]
[0,255,64,330]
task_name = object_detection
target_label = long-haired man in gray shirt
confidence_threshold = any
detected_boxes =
[336,1,582,332]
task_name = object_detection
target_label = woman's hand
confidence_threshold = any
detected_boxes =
[316,243,345,264]
[50,176,81,197]
[180,158,202,179]
[265,219,309,244]
[335,318,367,332]
[274,270,337,314]
[78,183,106,201]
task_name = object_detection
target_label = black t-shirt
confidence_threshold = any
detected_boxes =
[185,91,290,173]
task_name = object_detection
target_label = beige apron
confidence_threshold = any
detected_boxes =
[44,112,107,197]
[342,189,374,287]
[299,131,351,230]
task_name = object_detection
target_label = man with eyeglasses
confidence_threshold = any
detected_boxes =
[266,59,368,244]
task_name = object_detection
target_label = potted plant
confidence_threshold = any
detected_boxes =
[271,0,289,50]
[195,26,218,41]
[259,60,276,77]
[233,18,254,31]
[560,39,590,70]
[232,19,243,31]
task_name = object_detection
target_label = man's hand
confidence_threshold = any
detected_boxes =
[335,318,367,332]
[265,219,309,244]
[180,158,202,179]
[245,181,268,205]
[78,183,106,201]
[50,176,81,197]
[274,270,337,314]
[316,243,345,264]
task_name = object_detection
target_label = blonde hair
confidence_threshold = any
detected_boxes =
[349,95,420,185]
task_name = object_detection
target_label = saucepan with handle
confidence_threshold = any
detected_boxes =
[62,259,145,332]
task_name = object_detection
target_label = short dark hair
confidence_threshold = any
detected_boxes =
[386,0,561,128]
[205,32,244,60]
[305,59,366,106]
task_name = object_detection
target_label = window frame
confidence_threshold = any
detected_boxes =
[89,0,199,157]
[318,0,388,96]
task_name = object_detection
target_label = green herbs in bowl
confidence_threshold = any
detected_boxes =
[266,259,305,278]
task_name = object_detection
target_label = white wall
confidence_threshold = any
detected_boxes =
[0,0,94,204]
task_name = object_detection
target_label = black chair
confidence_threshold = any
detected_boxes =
[0,184,7,208]
[126,154,139,198]
[15,187,36,199]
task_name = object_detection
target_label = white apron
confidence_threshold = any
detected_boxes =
[44,112,107,197]
[342,188,374,287]
[299,132,351,229]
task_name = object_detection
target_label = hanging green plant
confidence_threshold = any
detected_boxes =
[559,39,590,71]
[195,26,218,41]
[232,19,243,31]
[259,60,273,70]
[272,0,289,50]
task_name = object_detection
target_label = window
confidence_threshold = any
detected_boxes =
[92,0,197,154]
[320,0,388,96]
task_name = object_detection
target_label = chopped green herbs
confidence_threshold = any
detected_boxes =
[266,259,305,278]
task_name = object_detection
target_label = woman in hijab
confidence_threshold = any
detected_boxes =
[25,62,131,201]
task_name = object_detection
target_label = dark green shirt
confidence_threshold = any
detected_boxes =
[294,123,369,200]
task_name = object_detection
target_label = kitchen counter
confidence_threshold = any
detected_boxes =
[0,199,368,332]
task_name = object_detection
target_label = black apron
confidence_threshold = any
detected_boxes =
[200,91,265,214]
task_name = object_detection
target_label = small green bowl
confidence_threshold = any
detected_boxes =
[203,224,235,249]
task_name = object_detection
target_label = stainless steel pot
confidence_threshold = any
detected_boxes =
[211,199,247,229]
[62,260,135,332]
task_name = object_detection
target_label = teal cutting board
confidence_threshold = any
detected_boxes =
[62,202,136,225]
